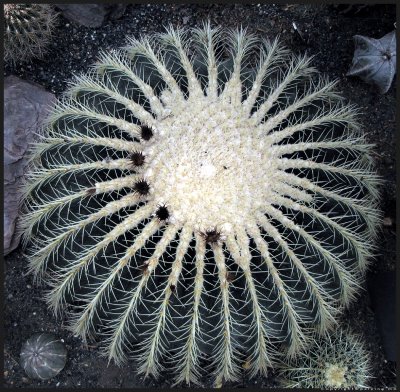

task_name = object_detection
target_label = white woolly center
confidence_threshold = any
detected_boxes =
[143,94,277,233]
[324,363,348,388]
[199,162,217,178]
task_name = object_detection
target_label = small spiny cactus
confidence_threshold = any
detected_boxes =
[277,328,372,388]
[4,3,58,65]
[21,23,381,385]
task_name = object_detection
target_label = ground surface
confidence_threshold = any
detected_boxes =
[3,3,396,389]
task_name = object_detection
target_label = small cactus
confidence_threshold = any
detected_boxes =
[347,30,396,94]
[4,3,58,65]
[21,23,381,385]
[277,328,372,388]
[20,333,67,380]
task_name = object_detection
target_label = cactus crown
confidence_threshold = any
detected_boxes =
[21,23,381,385]
[4,3,57,65]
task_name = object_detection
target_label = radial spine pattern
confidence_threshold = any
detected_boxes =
[21,23,381,385]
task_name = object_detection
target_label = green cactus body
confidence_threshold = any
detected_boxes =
[21,24,381,385]
[278,328,372,388]
[20,333,67,380]
[4,3,57,65]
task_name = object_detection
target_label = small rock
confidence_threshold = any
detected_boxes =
[4,76,56,255]
[107,4,126,20]
[55,4,126,28]
[382,216,393,226]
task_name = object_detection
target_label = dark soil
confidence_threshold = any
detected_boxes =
[3,3,396,389]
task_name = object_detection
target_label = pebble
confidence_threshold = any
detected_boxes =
[383,217,393,226]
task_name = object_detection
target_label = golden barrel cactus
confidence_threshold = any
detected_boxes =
[21,23,381,385]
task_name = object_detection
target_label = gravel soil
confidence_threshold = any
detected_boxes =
[3,3,396,389]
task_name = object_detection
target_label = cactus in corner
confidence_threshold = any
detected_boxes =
[21,23,381,385]
[4,3,58,65]
[278,328,372,388]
